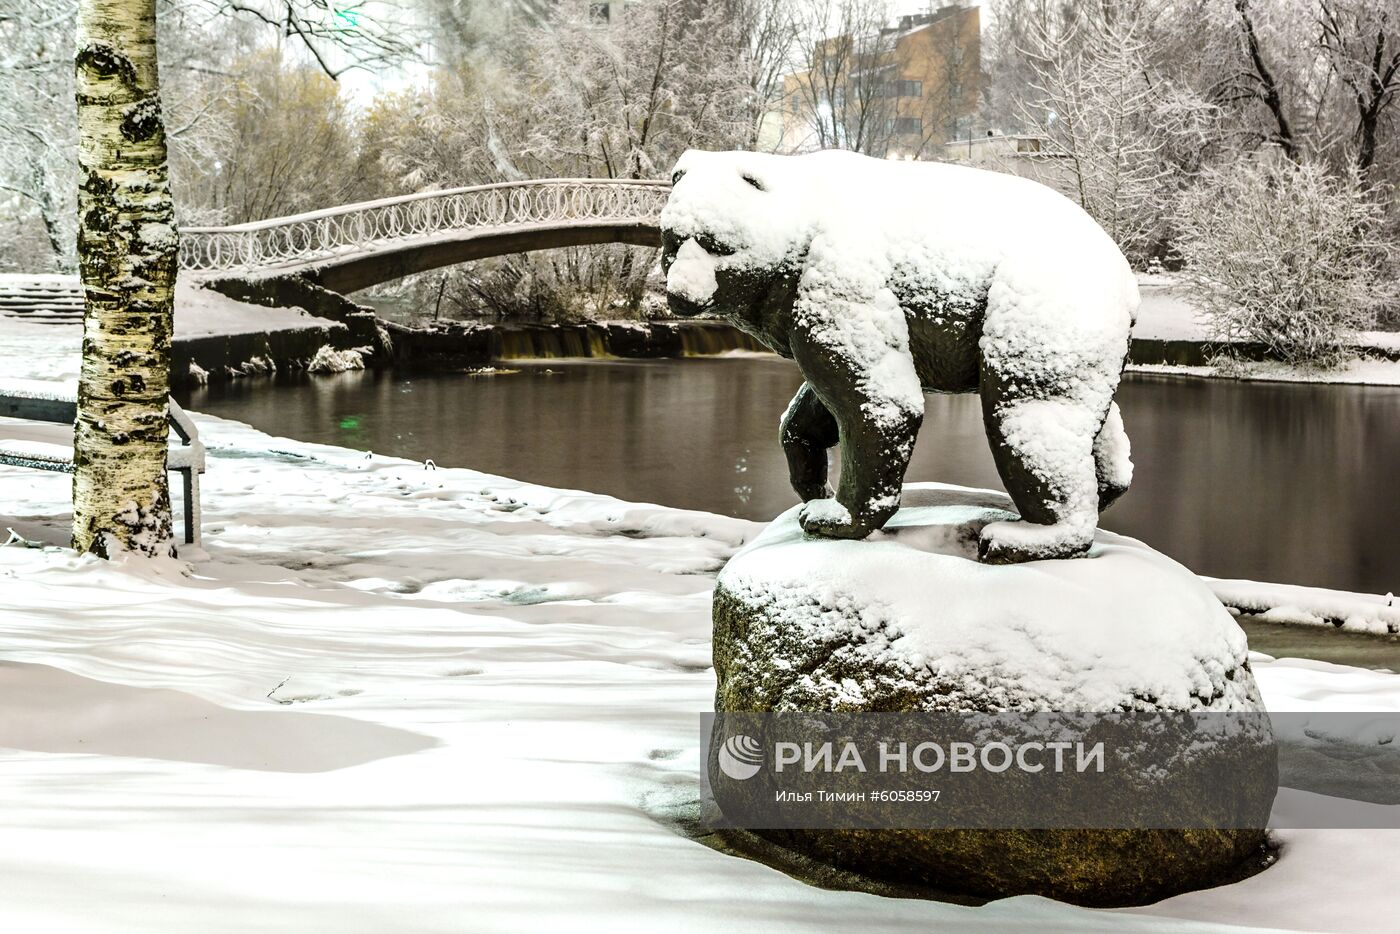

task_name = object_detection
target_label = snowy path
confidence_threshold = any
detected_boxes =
[0,411,1397,932]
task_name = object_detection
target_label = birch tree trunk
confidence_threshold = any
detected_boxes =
[72,0,177,558]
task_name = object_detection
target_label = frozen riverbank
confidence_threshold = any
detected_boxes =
[0,274,341,339]
[9,271,1400,385]
[1,407,1399,931]
[1133,276,1400,386]
[0,280,351,389]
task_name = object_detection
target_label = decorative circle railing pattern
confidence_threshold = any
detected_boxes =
[179,179,672,273]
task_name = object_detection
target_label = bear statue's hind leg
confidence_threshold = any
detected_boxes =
[1094,401,1133,511]
[781,382,840,502]
[978,385,1103,564]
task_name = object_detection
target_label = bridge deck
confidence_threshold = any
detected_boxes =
[200,218,662,295]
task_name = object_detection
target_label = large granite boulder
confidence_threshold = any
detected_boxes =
[710,483,1276,906]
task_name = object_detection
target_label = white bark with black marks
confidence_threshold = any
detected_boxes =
[73,0,177,557]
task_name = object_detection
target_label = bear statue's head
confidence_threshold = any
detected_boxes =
[659,150,813,323]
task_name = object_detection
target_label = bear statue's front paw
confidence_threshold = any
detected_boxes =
[977,519,1094,564]
[792,481,834,503]
[798,498,880,540]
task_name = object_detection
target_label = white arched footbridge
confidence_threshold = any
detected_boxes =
[179,178,671,293]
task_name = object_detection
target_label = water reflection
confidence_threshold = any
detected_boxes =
[180,358,1400,594]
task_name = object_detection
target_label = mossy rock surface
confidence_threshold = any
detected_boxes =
[711,484,1277,906]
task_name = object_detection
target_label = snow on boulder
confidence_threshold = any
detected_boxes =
[710,483,1275,904]
[716,483,1260,713]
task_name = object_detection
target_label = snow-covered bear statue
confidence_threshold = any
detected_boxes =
[660,149,1137,563]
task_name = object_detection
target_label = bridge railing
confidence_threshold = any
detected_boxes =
[179,178,672,273]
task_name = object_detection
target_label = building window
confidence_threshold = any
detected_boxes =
[892,117,923,136]
[891,80,922,98]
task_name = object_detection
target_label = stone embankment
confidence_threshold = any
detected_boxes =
[168,274,766,384]
[15,273,1397,385]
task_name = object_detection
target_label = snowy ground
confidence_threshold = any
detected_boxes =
[1211,579,1399,636]
[2,413,1399,933]
[1133,275,1400,351]
[172,281,340,339]
[4,306,1400,932]
[0,315,79,380]
[0,275,338,339]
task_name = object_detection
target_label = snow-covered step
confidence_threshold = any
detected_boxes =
[0,274,82,323]
[0,293,82,303]
[0,313,80,321]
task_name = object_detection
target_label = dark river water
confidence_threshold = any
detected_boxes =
[179,356,1400,599]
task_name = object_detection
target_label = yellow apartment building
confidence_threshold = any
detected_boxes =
[781,4,981,158]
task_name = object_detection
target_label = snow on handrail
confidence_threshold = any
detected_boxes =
[179,178,672,273]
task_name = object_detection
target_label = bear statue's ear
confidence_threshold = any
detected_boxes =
[671,168,687,185]
[741,172,767,192]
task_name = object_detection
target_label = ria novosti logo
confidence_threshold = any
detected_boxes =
[718,733,764,780]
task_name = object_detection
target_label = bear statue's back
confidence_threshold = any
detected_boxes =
[792,149,1122,260]
[772,153,1136,394]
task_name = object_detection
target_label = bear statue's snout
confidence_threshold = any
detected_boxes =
[663,235,721,317]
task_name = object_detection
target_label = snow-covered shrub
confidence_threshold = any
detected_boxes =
[1175,159,1393,366]
[238,355,276,376]
[456,249,653,324]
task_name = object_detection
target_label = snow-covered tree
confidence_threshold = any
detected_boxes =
[188,0,426,79]
[1317,0,1400,176]
[1019,6,1189,263]
[725,0,802,150]
[1220,0,1306,161]
[372,1,751,183]
[0,1,423,268]
[363,0,757,321]
[0,0,80,271]
[72,0,179,557]
[977,0,1074,135]
[521,0,751,180]
[173,48,363,224]
[1188,0,1400,178]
